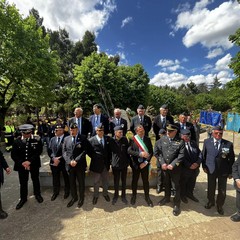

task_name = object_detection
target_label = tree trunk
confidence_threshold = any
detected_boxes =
[0,108,7,142]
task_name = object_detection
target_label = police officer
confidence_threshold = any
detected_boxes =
[11,124,43,210]
[155,124,185,216]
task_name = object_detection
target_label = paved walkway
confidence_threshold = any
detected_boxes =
[1,132,240,239]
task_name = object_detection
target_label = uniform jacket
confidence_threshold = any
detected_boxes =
[182,140,202,169]
[89,135,111,173]
[154,135,185,170]
[109,136,130,170]
[67,116,92,137]
[232,154,240,191]
[175,122,196,142]
[202,138,235,176]
[128,135,153,170]
[130,115,152,136]
[48,135,66,169]
[11,136,43,171]
[89,114,109,136]
[0,150,9,185]
[109,118,128,136]
[63,134,94,171]
[153,114,174,140]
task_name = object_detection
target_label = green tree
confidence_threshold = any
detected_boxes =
[0,0,59,127]
[212,76,222,89]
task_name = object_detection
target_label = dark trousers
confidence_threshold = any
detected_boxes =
[180,167,199,197]
[51,165,70,195]
[156,167,165,188]
[112,167,128,197]
[163,169,181,206]
[0,187,4,211]
[68,166,85,201]
[207,172,227,207]
[131,165,149,197]
[18,167,41,200]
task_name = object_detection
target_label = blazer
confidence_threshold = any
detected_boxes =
[153,114,174,140]
[89,135,111,173]
[11,136,43,171]
[175,122,196,142]
[202,138,235,176]
[89,114,109,136]
[130,115,152,136]
[109,117,128,136]
[63,134,94,171]
[67,116,92,137]
[232,154,240,191]
[48,135,66,169]
[0,150,9,185]
[128,135,153,170]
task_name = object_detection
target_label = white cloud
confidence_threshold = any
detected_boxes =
[206,47,223,59]
[117,42,124,49]
[215,53,232,71]
[8,0,116,41]
[121,16,133,28]
[155,58,184,72]
[174,0,240,50]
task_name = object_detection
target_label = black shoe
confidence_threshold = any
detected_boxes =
[130,195,136,205]
[145,197,153,207]
[92,197,98,205]
[173,205,181,216]
[67,198,78,208]
[156,185,161,194]
[64,192,70,199]
[77,199,84,208]
[181,196,188,204]
[51,193,58,201]
[158,197,170,206]
[104,195,110,202]
[0,210,8,219]
[35,195,44,203]
[112,196,118,205]
[121,196,128,204]
[187,194,199,202]
[16,199,27,210]
[230,213,240,222]
[205,202,215,209]
[217,205,224,215]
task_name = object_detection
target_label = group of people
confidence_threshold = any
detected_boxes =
[0,103,240,222]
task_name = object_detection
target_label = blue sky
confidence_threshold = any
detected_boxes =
[8,0,240,87]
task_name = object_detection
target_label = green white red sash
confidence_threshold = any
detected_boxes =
[133,135,149,153]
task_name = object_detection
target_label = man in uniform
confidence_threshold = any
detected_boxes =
[0,149,11,219]
[155,124,185,216]
[11,124,43,210]
[89,123,111,205]
[180,129,201,204]
[109,125,131,205]
[48,124,70,201]
[202,126,235,215]
[63,123,94,208]
[128,124,153,207]
[130,105,152,137]
[4,120,15,152]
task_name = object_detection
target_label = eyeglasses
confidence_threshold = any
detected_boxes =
[213,132,223,135]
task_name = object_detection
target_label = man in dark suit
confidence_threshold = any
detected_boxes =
[89,104,109,137]
[109,125,131,205]
[175,112,196,141]
[89,123,111,205]
[48,124,70,201]
[63,123,94,208]
[11,124,43,210]
[153,104,174,141]
[202,126,235,215]
[67,107,92,137]
[109,108,128,136]
[130,105,152,136]
[180,129,202,204]
[0,149,11,219]
[230,154,240,222]
[128,124,153,207]
[156,124,185,216]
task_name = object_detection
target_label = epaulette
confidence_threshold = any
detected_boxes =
[33,135,41,141]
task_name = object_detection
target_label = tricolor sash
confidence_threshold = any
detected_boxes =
[133,135,149,153]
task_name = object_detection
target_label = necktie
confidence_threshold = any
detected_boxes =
[95,115,98,127]
[181,124,184,130]
[73,136,76,144]
[57,137,60,145]
[162,118,166,128]
[140,116,143,123]
[187,142,192,155]
[117,118,120,126]
[100,138,104,147]
[215,141,219,151]
[77,118,81,134]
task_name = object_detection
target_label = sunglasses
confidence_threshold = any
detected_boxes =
[213,132,223,135]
